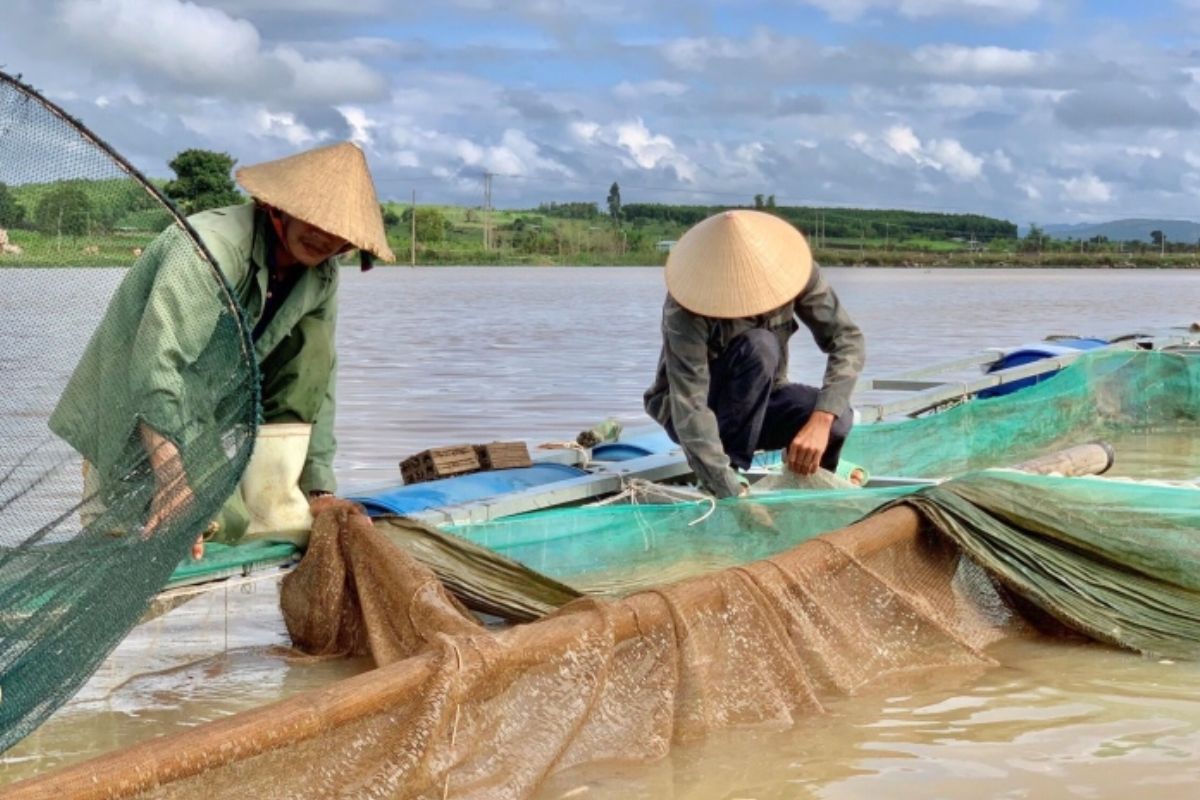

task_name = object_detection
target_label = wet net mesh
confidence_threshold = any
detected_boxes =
[0,72,258,749]
[6,500,1022,799]
[10,460,1200,799]
[841,348,1200,478]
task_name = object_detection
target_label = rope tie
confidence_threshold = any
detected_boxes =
[537,441,592,470]
[589,476,716,526]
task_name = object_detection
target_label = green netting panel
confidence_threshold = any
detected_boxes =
[163,541,299,589]
[0,73,258,750]
[843,350,1200,478]
[447,486,916,594]
[898,471,1200,659]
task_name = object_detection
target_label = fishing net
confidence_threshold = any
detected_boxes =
[0,72,258,749]
[4,499,1021,799]
[842,349,1200,478]
[11,461,1200,799]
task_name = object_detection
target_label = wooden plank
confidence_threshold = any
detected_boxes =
[401,445,481,484]
[474,441,532,470]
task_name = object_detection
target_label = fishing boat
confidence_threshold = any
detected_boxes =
[12,325,1200,800]
[155,323,1200,610]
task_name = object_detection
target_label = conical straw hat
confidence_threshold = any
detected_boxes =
[665,210,812,318]
[236,141,395,263]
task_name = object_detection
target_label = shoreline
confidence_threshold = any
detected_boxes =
[6,250,1200,269]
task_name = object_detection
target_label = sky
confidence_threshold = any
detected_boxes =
[3,0,1200,224]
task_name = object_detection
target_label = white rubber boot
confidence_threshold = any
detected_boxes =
[240,423,313,546]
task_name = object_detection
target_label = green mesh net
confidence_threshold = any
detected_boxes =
[0,72,258,750]
[842,349,1200,478]
[446,486,917,594]
[431,349,1200,616]
[898,470,1200,659]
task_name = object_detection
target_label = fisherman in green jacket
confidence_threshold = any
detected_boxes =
[644,210,865,499]
[50,141,394,552]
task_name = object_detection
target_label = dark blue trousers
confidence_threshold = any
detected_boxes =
[697,329,853,471]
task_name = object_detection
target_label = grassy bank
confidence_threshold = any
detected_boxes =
[4,204,1200,268]
[0,228,157,267]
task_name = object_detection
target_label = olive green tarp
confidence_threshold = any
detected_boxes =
[904,471,1200,659]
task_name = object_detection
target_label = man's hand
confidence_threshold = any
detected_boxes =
[733,494,779,534]
[140,424,196,538]
[308,490,339,520]
[144,471,195,536]
[786,411,835,476]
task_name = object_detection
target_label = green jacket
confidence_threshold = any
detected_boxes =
[51,203,340,498]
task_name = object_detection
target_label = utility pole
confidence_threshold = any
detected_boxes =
[410,189,416,267]
[884,222,890,252]
[1162,232,1167,257]
[482,172,494,251]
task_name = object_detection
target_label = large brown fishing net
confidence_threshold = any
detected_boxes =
[7,498,1028,800]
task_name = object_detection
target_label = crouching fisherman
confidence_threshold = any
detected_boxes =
[50,141,394,554]
[643,210,865,499]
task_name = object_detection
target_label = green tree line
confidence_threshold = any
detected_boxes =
[0,149,242,238]
[620,202,1017,241]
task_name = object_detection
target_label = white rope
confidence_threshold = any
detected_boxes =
[588,476,717,526]
[537,440,592,469]
[151,567,291,605]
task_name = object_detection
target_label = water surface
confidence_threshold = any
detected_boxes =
[3,266,1199,791]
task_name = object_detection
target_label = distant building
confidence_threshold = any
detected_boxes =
[655,239,677,252]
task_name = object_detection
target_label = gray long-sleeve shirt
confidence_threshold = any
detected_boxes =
[643,266,865,498]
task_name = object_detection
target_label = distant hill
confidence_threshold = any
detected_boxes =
[1041,218,1200,244]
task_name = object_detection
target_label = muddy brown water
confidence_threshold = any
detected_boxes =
[2,266,1199,794]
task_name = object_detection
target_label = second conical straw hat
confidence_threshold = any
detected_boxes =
[236,141,395,263]
[665,210,812,318]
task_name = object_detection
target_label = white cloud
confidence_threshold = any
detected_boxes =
[339,106,378,147]
[569,121,601,142]
[60,0,264,88]
[614,118,697,181]
[206,0,388,10]
[491,129,573,176]
[885,125,923,159]
[57,0,386,104]
[252,110,319,147]
[924,84,1004,109]
[803,0,1046,23]
[661,36,736,71]
[1062,174,1113,204]
[380,121,571,179]
[272,47,388,104]
[2,0,1193,225]
[613,80,688,100]
[876,125,982,181]
[914,45,1041,80]
[927,138,984,180]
